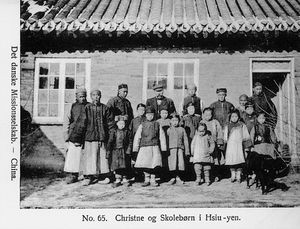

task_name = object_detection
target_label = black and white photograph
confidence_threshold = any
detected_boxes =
[1,0,300,228]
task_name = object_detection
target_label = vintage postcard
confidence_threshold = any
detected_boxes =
[1,0,300,228]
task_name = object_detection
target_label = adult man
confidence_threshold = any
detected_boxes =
[250,82,277,129]
[107,83,134,126]
[146,82,176,120]
[210,88,235,129]
[182,84,202,116]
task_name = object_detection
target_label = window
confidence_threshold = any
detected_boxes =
[33,58,91,124]
[143,59,199,112]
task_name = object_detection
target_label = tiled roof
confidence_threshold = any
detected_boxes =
[21,0,300,36]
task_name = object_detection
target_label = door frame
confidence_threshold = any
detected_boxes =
[249,57,296,161]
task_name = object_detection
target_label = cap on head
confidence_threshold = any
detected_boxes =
[90,89,101,95]
[153,82,164,91]
[216,88,227,94]
[118,84,128,90]
[187,84,197,90]
[253,82,262,88]
[76,88,87,95]
[186,102,195,108]
[145,106,155,114]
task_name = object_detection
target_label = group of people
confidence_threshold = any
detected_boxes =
[63,81,278,187]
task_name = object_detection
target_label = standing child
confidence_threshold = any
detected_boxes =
[107,115,132,188]
[182,84,202,116]
[210,88,235,129]
[133,107,167,187]
[156,107,171,181]
[129,103,146,162]
[63,88,88,184]
[200,107,224,182]
[182,102,201,144]
[250,112,277,159]
[167,114,190,185]
[191,123,215,186]
[224,110,252,183]
[81,90,114,186]
[242,102,257,133]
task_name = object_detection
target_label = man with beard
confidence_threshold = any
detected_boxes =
[107,84,134,126]
[250,82,277,129]
[146,82,176,120]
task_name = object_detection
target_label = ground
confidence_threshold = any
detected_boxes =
[20,127,300,209]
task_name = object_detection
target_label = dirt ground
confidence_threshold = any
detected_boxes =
[20,127,300,208]
[20,173,300,208]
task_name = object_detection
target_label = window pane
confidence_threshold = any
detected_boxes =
[38,90,48,103]
[66,77,75,89]
[49,76,59,89]
[65,63,75,75]
[158,63,167,76]
[174,77,183,89]
[76,77,85,88]
[147,63,157,77]
[39,77,48,89]
[50,63,59,75]
[147,77,156,89]
[174,63,183,76]
[49,104,58,117]
[38,104,48,116]
[65,90,75,103]
[49,90,58,103]
[185,63,194,76]
[76,63,86,76]
[39,63,49,75]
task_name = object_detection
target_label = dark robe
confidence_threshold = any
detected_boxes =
[146,96,176,120]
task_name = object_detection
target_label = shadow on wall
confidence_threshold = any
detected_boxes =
[21,106,65,177]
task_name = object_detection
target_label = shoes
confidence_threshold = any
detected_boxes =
[151,181,159,187]
[66,175,78,184]
[82,178,94,186]
[231,178,236,183]
[112,182,122,188]
[200,178,204,183]
[98,178,110,184]
[168,178,176,185]
[194,179,201,186]
[176,176,185,185]
[142,182,150,187]
[205,182,211,186]
[214,177,220,182]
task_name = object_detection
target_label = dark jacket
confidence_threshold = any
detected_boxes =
[253,123,276,145]
[210,100,235,128]
[140,121,160,147]
[84,102,114,142]
[107,96,134,124]
[183,95,202,115]
[65,102,88,144]
[182,114,201,141]
[129,115,146,137]
[107,128,132,154]
[241,113,257,133]
[250,93,277,128]
[146,96,176,120]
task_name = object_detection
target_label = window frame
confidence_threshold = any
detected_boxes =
[33,58,91,124]
[142,58,199,102]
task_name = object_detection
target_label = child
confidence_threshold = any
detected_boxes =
[129,103,146,162]
[224,110,252,183]
[182,102,202,144]
[133,106,167,187]
[242,102,257,133]
[63,88,88,184]
[191,123,215,186]
[237,94,249,119]
[210,88,235,129]
[200,107,224,182]
[107,115,132,188]
[167,114,190,185]
[182,84,202,116]
[156,107,171,181]
[250,113,277,159]
[81,89,114,186]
